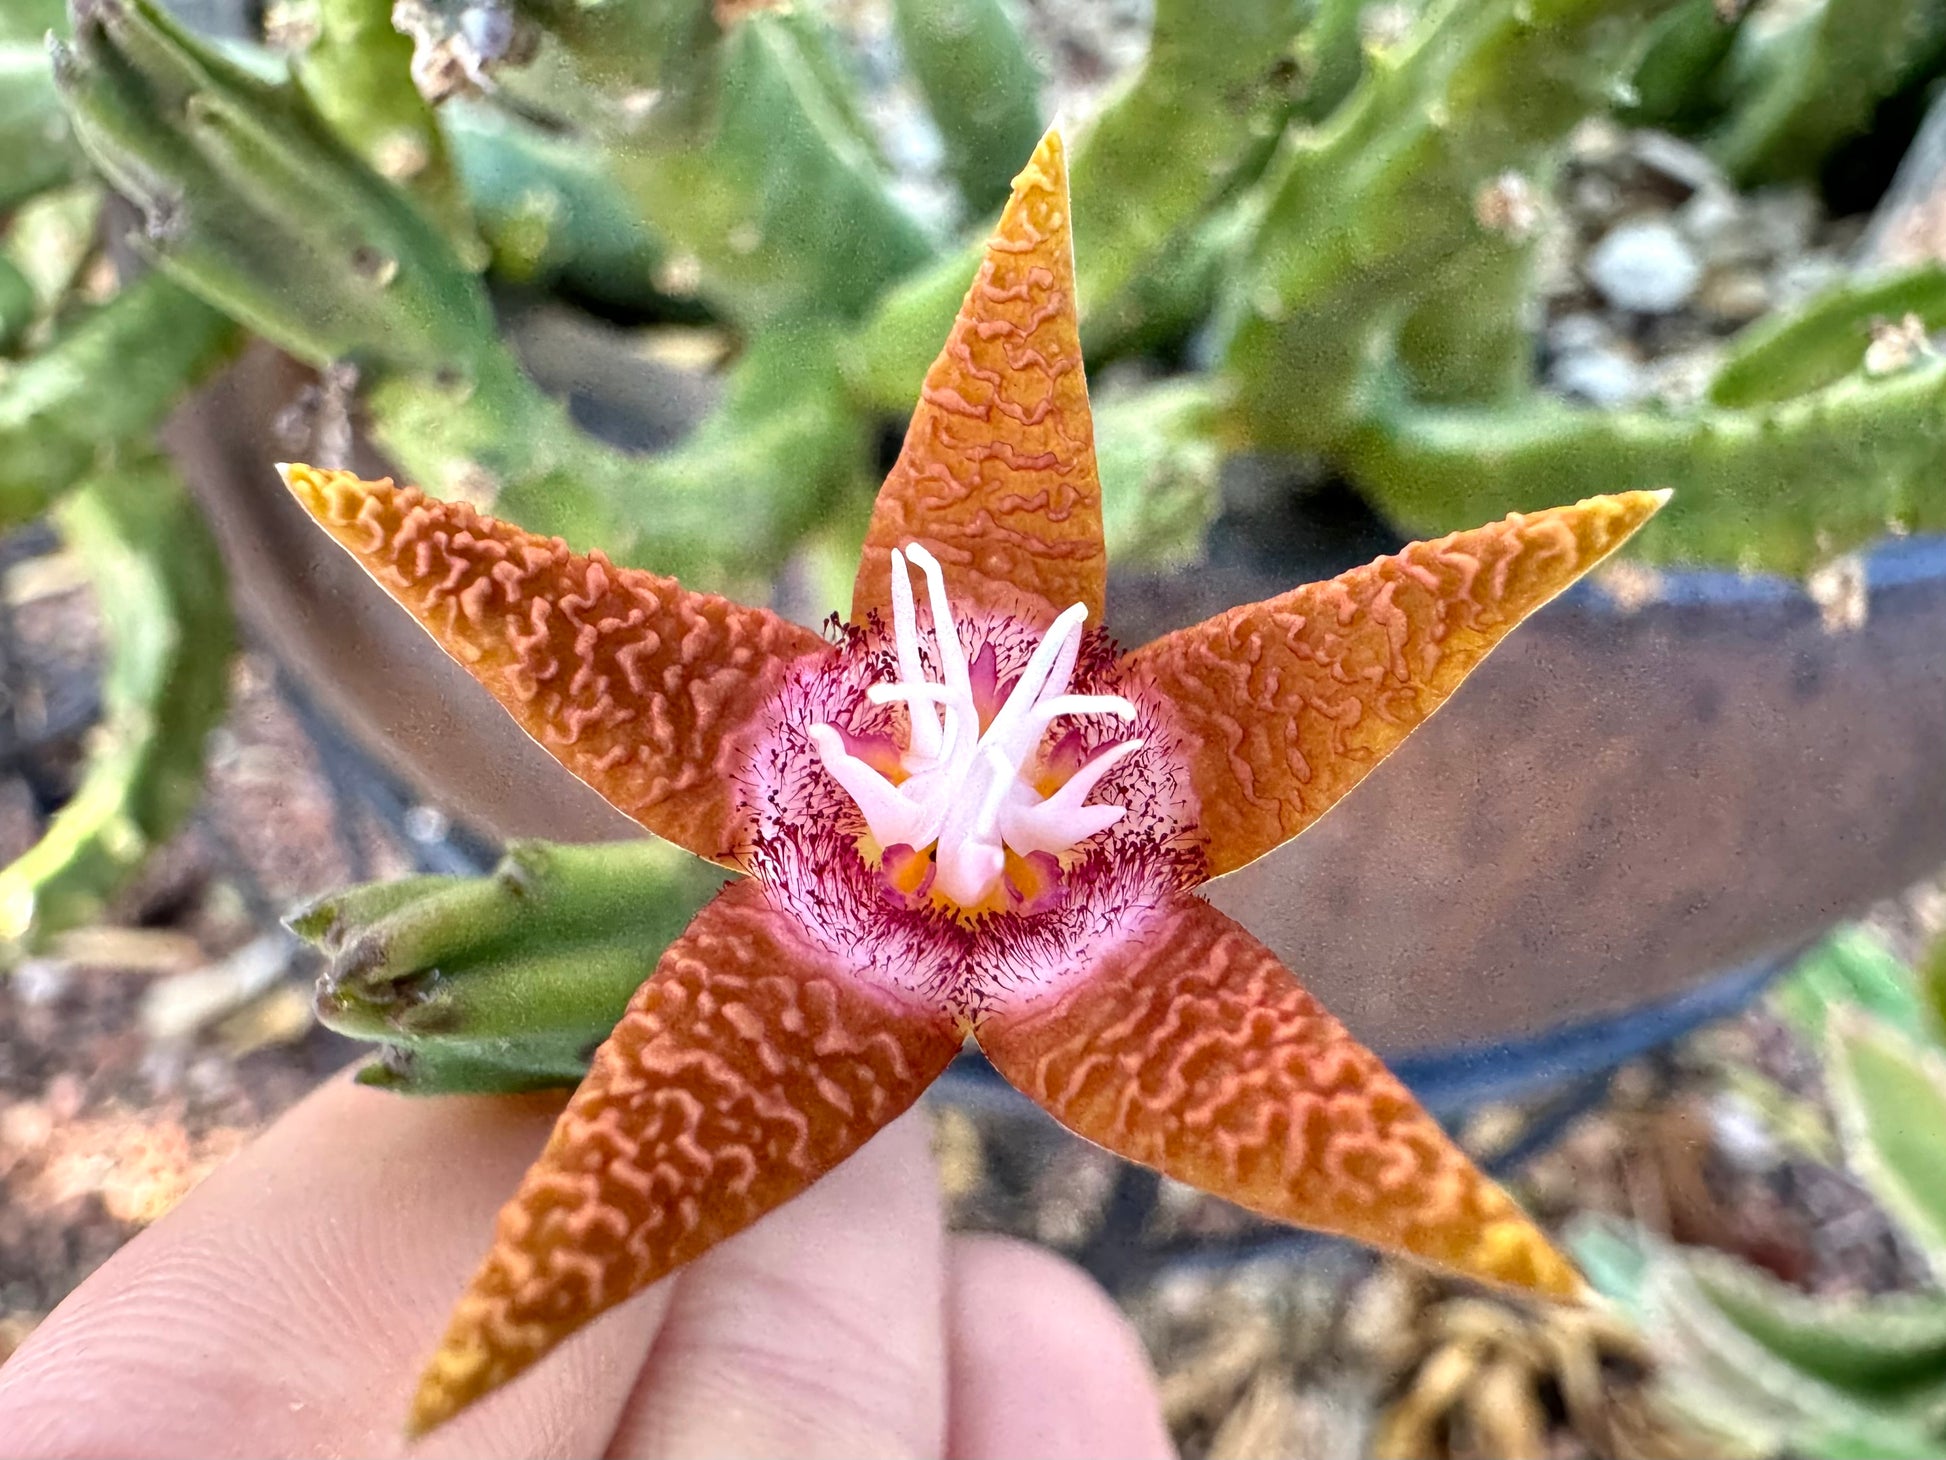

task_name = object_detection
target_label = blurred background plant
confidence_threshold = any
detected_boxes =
[1572,926,1946,1460]
[7,0,1946,1454]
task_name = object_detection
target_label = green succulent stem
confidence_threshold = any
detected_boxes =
[0,449,234,953]
[840,232,983,414]
[0,0,64,45]
[1094,376,1223,569]
[1708,262,1946,407]
[1390,212,1540,406]
[296,0,480,256]
[443,98,671,312]
[55,0,497,376]
[1293,0,1372,124]
[1927,935,1946,1036]
[1623,0,1739,129]
[1827,1009,1946,1281]
[842,0,1314,415]
[0,254,33,353]
[1707,0,1946,186]
[1771,926,1938,1047]
[0,271,241,525]
[509,0,719,104]
[1343,355,1946,575]
[1223,0,1681,454]
[520,3,935,327]
[1,42,78,209]
[368,320,866,594]
[890,0,1044,218]
[56,0,869,589]
[1576,1218,1946,1456]
[1071,0,1308,316]
[293,837,731,1094]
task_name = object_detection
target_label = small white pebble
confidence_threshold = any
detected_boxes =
[1586,217,1703,313]
[404,804,451,844]
[1545,311,1613,355]
[1551,347,1649,406]
[12,957,70,1006]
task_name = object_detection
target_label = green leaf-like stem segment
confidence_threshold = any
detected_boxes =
[0,450,234,951]
[1343,358,1946,576]
[293,838,730,1095]
[1826,1009,1946,1282]
[0,273,239,525]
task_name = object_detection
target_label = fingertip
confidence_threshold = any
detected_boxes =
[0,1075,666,1459]
[602,1108,949,1460]
[945,1234,1174,1460]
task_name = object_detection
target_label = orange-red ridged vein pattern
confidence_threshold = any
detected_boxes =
[408,878,963,1435]
[977,895,1583,1298]
[852,130,1105,629]
[281,466,829,863]
[1123,492,1667,878]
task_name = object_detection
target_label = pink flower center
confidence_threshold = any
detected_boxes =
[736,572,1205,1019]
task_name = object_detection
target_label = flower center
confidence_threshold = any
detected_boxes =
[809,545,1142,908]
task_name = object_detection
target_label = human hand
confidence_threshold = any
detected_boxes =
[0,1074,1173,1459]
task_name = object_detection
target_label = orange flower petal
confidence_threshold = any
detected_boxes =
[280,465,828,863]
[407,877,962,1435]
[978,894,1581,1298]
[853,129,1106,629]
[1123,491,1667,878]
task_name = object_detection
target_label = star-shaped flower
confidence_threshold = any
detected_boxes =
[280,130,1665,1437]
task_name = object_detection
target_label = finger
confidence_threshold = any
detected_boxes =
[0,1074,673,1459]
[603,1106,947,1460]
[945,1235,1174,1460]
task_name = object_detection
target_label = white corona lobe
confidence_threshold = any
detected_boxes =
[810,544,1142,905]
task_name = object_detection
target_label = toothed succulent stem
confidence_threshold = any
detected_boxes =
[54,0,496,376]
[0,42,77,209]
[1708,261,1946,407]
[367,322,865,591]
[1575,1218,1946,1458]
[291,838,730,1094]
[1707,0,1946,185]
[295,0,480,257]
[1574,964,1946,1459]
[511,2,936,327]
[1223,0,1683,454]
[442,98,671,312]
[1344,359,1946,575]
[844,0,1314,412]
[890,0,1044,218]
[1825,1008,1946,1279]
[55,0,860,590]
[1070,0,1309,318]
[0,271,240,523]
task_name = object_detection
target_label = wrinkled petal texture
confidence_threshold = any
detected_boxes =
[853,130,1106,629]
[1125,492,1667,878]
[408,878,963,1436]
[978,895,1582,1299]
[282,466,828,862]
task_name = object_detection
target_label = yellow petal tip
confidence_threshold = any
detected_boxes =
[276,461,335,515]
[402,1337,490,1442]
